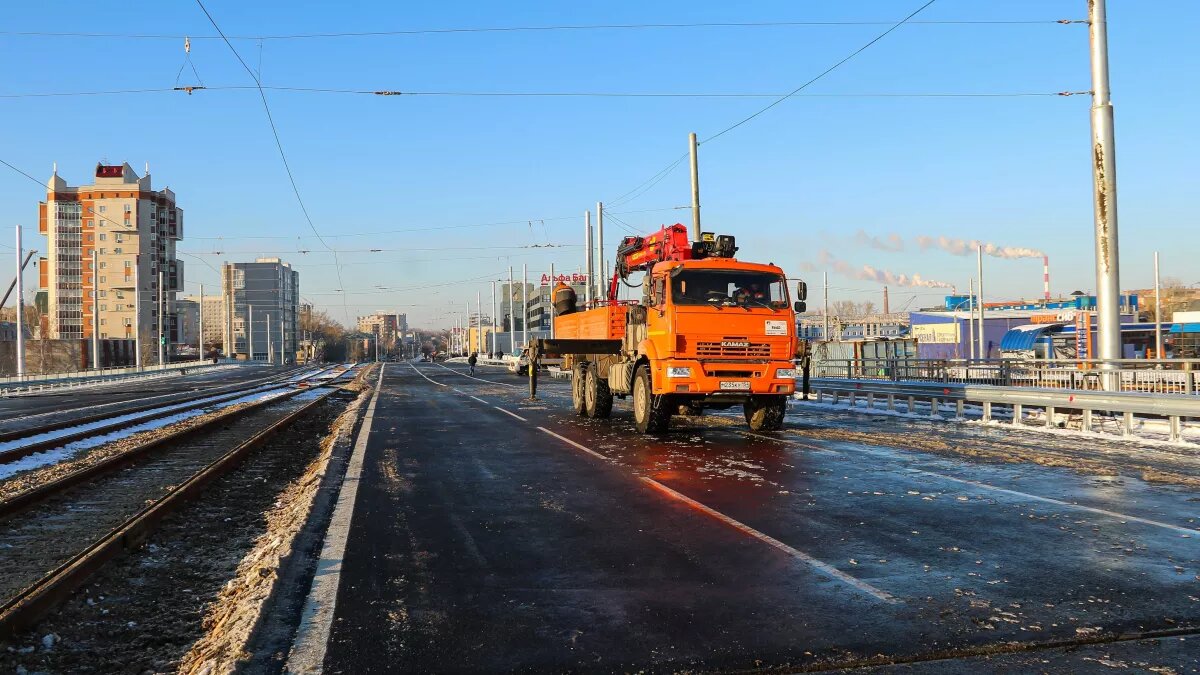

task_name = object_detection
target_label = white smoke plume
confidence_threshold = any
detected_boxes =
[817,251,953,289]
[915,235,1043,260]
[854,229,905,252]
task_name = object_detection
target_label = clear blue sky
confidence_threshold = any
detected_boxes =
[2,1,1196,326]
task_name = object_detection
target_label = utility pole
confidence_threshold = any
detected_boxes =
[508,266,514,354]
[584,210,593,307]
[134,255,142,370]
[465,300,470,354]
[1154,251,1163,359]
[596,201,605,301]
[549,262,556,339]
[976,246,986,359]
[822,271,830,341]
[477,289,483,358]
[267,313,273,365]
[1088,0,1123,379]
[157,270,165,366]
[248,304,254,361]
[280,311,285,365]
[522,263,528,349]
[491,280,498,356]
[14,225,26,378]
[198,284,205,361]
[967,279,976,360]
[689,132,701,240]
[91,249,100,369]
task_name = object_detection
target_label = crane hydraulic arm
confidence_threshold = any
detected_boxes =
[607,224,739,302]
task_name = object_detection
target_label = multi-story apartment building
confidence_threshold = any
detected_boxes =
[357,312,399,345]
[39,163,183,364]
[179,293,225,352]
[222,258,299,363]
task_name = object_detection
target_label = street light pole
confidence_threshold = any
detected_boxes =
[689,131,701,240]
[584,211,593,308]
[1154,251,1163,359]
[134,255,142,370]
[91,249,100,369]
[596,201,605,301]
[522,263,528,349]
[1088,0,1123,377]
[976,246,986,359]
[199,283,205,361]
[14,225,26,378]
[158,270,165,366]
[491,281,498,356]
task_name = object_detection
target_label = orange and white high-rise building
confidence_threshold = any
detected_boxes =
[39,162,183,363]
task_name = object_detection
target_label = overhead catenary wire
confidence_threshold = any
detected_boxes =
[604,0,943,207]
[194,0,352,322]
[0,85,1088,99]
[0,18,1082,41]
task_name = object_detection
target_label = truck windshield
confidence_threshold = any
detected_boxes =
[670,270,788,308]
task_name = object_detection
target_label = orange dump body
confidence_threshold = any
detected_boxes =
[553,304,629,340]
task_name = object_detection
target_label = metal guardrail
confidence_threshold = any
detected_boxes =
[813,358,1199,396]
[0,359,247,397]
[808,377,1199,443]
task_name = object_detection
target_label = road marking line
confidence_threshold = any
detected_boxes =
[495,406,528,422]
[407,362,448,387]
[432,361,520,388]
[287,363,385,671]
[533,423,896,603]
[536,426,607,460]
[749,430,1200,536]
[640,477,899,604]
[469,395,489,404]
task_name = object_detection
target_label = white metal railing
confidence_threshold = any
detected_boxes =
[0,358,250,396]
[812,358,1199,396]
[807,377,1199,443]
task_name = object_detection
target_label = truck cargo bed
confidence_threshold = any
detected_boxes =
[554,305,628,341]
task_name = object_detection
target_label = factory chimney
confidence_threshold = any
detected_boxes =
[882,286,890,314]
[1043,255,1051,303]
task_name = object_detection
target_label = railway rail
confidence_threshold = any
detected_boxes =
[0,365,367,637]
[0,366,345,466]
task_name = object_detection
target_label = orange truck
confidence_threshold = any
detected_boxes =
[532,224,806,433]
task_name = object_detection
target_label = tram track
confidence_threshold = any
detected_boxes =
[0,366,368,638]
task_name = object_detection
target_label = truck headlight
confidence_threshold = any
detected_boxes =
[775,368,798,379]
[667,367,692,378]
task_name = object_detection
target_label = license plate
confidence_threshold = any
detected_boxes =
[719,381,751,391]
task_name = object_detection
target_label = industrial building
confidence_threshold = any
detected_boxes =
[38,162,183,365]
[221,258,299,363]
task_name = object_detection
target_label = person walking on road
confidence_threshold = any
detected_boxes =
[468,352,478,374]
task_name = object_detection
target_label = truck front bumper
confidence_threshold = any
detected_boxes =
[653,359,795,396]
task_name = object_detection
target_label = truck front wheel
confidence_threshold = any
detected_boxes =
[745,395,787,431]
[571,363,588,416]
[584,364,613,419]
[632,366,670,434]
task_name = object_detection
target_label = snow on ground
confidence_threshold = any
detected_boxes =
[0,388,296,480]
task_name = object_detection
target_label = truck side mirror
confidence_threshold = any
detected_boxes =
[794,301,807,313]
[795,281,808,302]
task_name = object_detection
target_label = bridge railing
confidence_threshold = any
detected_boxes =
[812,358,1199,396]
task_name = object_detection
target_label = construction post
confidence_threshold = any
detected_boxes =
[584,210,593,307]
[689,132,701,240]
[976,246,986,360]
[91,249,100,369]
[1088,0,1123,384]
[1154,251,1163,359]
[596,201,605,301]
[14,225,26,378]
[134,255,142,370]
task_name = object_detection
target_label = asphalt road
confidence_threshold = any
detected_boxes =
[0,364,295,428]
[320,361,1200,673]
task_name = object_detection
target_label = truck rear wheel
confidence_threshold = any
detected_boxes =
[744,395,787,432]
[584,364,613,419]
[632,366,670,434]
[571,363,587,416]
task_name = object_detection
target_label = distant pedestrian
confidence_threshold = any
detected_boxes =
[468,352,478,374]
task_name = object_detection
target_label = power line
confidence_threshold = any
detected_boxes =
[179,244,581,255]
[0,19,1082,41]
[194,0,352,323]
